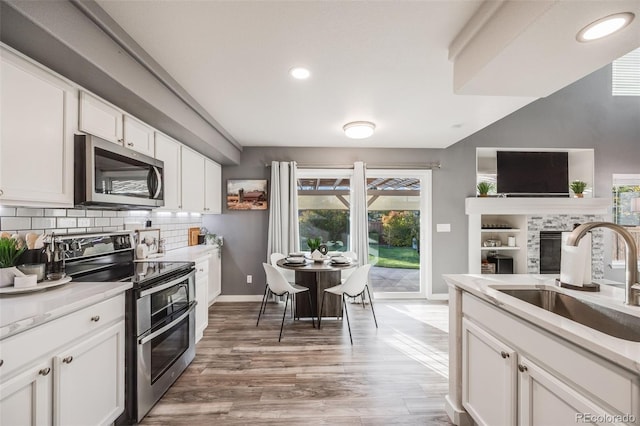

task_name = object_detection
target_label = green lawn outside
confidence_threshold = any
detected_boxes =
[370,246,419,269]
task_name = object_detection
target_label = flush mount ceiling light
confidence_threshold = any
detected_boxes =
[577,12,635,42]
[289,67,310,80]
[343,121,376,139]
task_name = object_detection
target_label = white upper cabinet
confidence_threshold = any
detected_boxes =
[0,45,76,207]
[154,132,182,210]
[180,146,205,212]
[79,91,154,156]
[204,159,222,214]
[79,91,123,144]
[122,115,154,156]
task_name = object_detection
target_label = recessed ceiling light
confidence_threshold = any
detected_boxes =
[343,121,376,139]
[577,12,635,42]
[289,67,310,80]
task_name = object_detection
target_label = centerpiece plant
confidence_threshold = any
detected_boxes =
[306,237,322,252]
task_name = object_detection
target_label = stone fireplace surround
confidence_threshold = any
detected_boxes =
[466,197,610,275]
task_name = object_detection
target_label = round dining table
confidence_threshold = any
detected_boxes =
[276,258,356,319]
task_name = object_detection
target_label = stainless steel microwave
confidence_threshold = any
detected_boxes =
[74,134,164,209]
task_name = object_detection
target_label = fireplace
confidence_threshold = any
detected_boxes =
[539,231,563,274]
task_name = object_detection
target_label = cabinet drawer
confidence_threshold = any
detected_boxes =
[0,295,124,380]
[463,293,640,417]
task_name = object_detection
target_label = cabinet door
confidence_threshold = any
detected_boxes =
[0,361,53,426]
[204,159,222,214]
[208,248,222,304]
[195,260,209,342]
[518,356,614,426]
[462,318,517,426]
[154,133,182,210]
[53,322,124,426]
[0,47,76,207]
[123,115,155,156]
[180,147,205,212]
[78,91,123,144]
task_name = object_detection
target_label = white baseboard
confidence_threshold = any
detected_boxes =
[215,295,263,302]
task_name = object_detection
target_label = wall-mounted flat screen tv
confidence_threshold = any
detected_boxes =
[496,151,569,197]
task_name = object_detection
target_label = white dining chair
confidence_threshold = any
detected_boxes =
[257,263,316,341]
[269,252,296,317]
[318,264,377,344]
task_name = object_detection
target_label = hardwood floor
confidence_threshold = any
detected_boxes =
[141,299,454,425]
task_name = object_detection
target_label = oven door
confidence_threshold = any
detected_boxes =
[136,301,196,422]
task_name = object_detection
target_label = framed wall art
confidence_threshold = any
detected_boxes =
[227,179,268,210]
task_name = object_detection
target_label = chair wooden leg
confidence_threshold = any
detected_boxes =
[318,291,326,329]
[256,284,269,326]
[306,291,316,328]
[365,285,378,328]
[279,293,290,342]
[342,294,353,344]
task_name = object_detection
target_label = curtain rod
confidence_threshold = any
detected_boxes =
[265,162,441,170]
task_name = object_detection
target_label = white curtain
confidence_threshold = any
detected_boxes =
[350,161,368,266]
[267,161,300,260]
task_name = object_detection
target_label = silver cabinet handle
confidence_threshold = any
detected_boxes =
[118,138,124,143]
[501,351,509,359]
[62,356,73,364]
[39,367,51,376]
[91,315,100,322]
[0,359,3,367]
[0,189,3,196]
[127,142,134,147]
[518,364,528,372]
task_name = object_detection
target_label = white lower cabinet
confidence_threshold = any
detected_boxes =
[0,360,52,426]
[462,294,639,426]
[0,295,125,426]
[54,322,124,426]
[195,258,209,343]
[208,247,222,305]
[462,318,517,426]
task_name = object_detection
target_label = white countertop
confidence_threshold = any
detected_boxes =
[151,244,219,263]
[443,274,640,373]
[0,280,132,340]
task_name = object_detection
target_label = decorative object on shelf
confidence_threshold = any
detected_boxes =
[508,236,516,247]
[0,236,26,287]
[188,227,200,246]
[476,181,495,197]
[570,180,587,198]
[136,228,160,257]
[227,179,268,210]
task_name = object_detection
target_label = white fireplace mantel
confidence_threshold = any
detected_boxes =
[465,197,610,216]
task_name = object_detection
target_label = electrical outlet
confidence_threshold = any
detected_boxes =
[246,275,252,284]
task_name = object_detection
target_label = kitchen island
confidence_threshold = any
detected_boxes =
[443,274,640,426]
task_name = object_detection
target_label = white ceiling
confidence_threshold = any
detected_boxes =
[96,0,639,150]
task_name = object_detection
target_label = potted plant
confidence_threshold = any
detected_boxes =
[570,180,587,198]
[476,181,495,197]
[0,237,26,287]
[306,236,322,252]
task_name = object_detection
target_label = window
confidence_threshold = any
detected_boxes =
[297,169,352,252]
[612,48,640,96]
[612,174,640,264]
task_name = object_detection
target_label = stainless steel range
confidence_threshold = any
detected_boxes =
[61,231,196,424]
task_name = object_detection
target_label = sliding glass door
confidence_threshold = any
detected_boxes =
[367,170,431,299]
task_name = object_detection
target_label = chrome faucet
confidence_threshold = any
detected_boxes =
[566,222,640,306]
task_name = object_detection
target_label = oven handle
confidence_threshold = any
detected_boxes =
[139,269,195,298]
[138,301,197,345]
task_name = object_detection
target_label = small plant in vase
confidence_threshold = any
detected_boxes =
[306,237,322,252]
[0,237,26,287]
[570,180,587,198]
[476,181,495,197]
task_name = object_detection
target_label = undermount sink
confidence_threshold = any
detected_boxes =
[497,289,640,342]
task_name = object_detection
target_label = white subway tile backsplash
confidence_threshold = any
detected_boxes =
[57,217,77,228]
[77,218,92,227]
[32,217,57,229]
[0,207,16,216]
[66,209,86,217]
[16,208,44,217]
[0,209,201,250]
[95,218,111,227]
[45,209,67,217]
[1,217,31,231]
